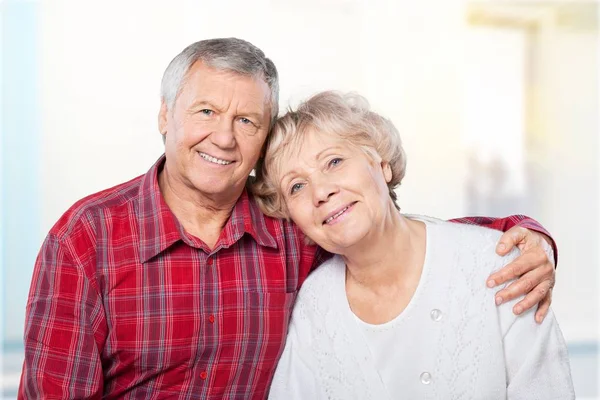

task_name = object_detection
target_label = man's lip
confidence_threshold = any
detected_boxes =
[322,201,357,225]
[197,151,234,164]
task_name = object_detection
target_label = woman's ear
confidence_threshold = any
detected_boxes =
[381,161,392,183]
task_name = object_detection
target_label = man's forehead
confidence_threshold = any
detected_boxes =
[185,64,270,111]
[190,61,268,90]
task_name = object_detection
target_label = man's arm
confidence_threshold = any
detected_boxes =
[449,215,557,263]
[19,234,106,400]
[449,215,556,323]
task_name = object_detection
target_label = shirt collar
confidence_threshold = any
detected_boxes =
[220,186,278,251]
[137,155,277,263]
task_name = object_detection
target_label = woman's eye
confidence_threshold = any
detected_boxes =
[290,183,304,194]
[329,158,343,167]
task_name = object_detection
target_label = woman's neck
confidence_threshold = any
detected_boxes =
[342,213,426,289]
[343,213,427,325]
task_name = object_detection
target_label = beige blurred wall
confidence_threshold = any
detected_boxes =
[362,0,469,218]
[527,4,598,342]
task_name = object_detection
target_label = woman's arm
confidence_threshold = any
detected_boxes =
[268,319,321,400]
[501,306,575,399]
[490,245,574,399]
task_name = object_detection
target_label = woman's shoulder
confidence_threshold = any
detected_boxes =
[407,214,515,257]
[406,214,503,240]
[298,255,345,299]
[290,255,346,325]
[405,214,522,285]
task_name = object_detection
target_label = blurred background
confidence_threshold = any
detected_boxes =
[1,0,598,398]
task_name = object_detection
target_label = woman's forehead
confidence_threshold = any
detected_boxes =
[272,130,337,178]
[281,130,351,164]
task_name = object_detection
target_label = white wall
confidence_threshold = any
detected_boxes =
[361,0,469,218]
[39,0,475,232]
[38,0,369,234]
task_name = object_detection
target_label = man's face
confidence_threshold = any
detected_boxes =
[159,61,272,203]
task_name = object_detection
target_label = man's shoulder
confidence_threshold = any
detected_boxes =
[50,174,145,241]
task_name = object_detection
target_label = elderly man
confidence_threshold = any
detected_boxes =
[19,38,557,399]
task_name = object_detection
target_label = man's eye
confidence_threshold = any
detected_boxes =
[200,109,214,116]
[239,117,253,125]
[290,183,304,194]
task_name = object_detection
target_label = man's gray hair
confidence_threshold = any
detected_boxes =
[160,38,279,126]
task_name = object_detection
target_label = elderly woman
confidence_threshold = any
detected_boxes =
[254,92,574,399]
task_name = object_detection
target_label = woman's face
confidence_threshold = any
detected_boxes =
[277,129,394,255]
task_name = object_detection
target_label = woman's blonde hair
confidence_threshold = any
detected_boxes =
[252,91,407,219]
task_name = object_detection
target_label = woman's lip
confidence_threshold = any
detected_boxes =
[323,202,357,225]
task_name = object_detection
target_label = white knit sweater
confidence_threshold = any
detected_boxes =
[268,216,574,400]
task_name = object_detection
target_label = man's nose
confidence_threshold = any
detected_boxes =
[210,119,236,149]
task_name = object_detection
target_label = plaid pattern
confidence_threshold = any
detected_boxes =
[19,155,553,399]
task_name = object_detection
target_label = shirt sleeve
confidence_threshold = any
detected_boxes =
[492,249,575,399]
[501,307,575,399]
[19,234,106,400]
[448,214,558,265]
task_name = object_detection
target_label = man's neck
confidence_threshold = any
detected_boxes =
[158,169,242,249]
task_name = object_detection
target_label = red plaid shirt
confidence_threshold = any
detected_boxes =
[19,156,553,399]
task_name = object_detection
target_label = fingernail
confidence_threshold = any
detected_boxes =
[487,279,496,288]
[536,314,545,324]
[514,306,522,314]
[497,243,506,252]
[495,296,503,305]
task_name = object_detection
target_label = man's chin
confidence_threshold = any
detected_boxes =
[191,180,245,200]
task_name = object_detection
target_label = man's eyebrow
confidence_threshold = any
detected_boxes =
[240,111,265,121]
[189,100,220,111]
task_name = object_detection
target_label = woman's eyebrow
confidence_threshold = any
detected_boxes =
[315,146,343,160]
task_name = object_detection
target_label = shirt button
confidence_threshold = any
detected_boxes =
[430,309,443,322]
[207,258,213,266]
[200,371,208,380]
[208,315,215,324]
[420,372,432,385]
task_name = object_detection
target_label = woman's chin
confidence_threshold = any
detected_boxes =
[320,232,368,255]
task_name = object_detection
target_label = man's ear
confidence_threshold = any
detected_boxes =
[381,161,392,183]
[158,100,169,137]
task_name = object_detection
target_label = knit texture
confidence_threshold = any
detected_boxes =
[269,216,574,400]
